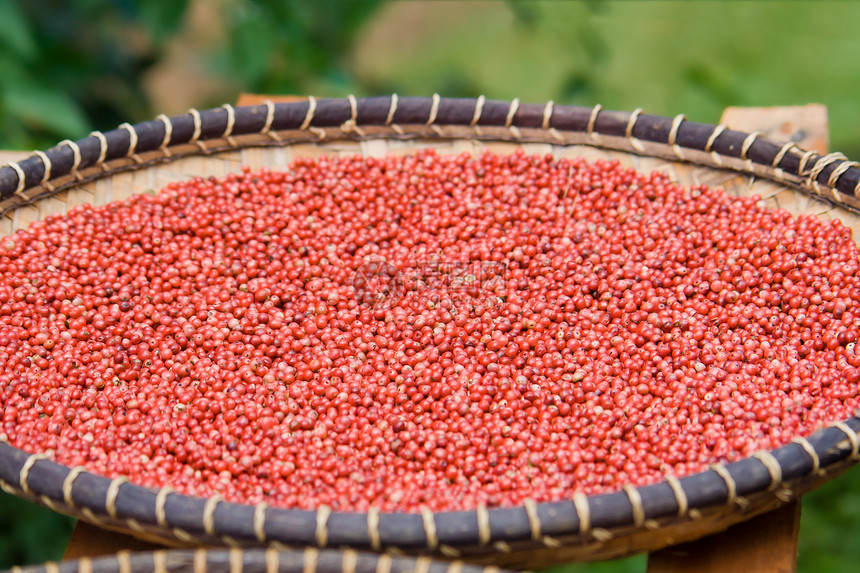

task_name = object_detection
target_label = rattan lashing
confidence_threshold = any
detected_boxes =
[1,96,860,568]
[2,548,510,573]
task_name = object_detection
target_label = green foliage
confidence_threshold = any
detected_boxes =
[215,0,383,95]
[0,490,74,569]
[354,1,860,158]
[0,0,188,150]
[2,2,860,571]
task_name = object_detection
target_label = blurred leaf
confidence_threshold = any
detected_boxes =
[542,554,646,573]
[3,80,90,138]
[0,490,74,569]
[0,1,36,59]
[506,0,540,28]
[134,0,191,45]
[228,2,276,85]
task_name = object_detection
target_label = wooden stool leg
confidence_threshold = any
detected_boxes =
[647,500,801,573]
[63,521,165,559]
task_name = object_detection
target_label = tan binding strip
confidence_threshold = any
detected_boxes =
[471,95,486,127]
[572,491,590,534]
[385,94,399,126]
[542,100,554,130]
[59,139,83,172]
[505,98,520,128]
[826,160,858,189]
[752,450,783,490]
[202,494,223,536]
[413,557,432,573]
[426,93,441,126]
[117,550,132,573]
[834,421,860,459]
[90,131,108,165]
[193,548,207,573]
[154,486,174,528]
[376,554,392,573]
[445,560,462,573]
[342,94,364,136]
[476,504,491,546]
[586,104,602,141]
[623,484,645,527]
[798,149,817,175]
[792,437,822,475]
[262,100,276,134]
[740,131,761,160]
[807,152,846,190]
[704,124,727,152]
[347,94,358,124]
[156,114,173,149]
[44,562,59,573]
[32,150,51,183]
[315,504,331,547]
[523,498,541,540]
[118,124,138,157]
[367,505,381,551]
[253,502,268,543]
[105,476,128,519]
[19,453,49,496]
[80,556,94,573]
[421,506,439,550]
[5,161,26,196]
[664,475,688,517]
[625,108,643,139]
[668,114,685,145]
[668,114,686,159]
[222,104,236,138]
[265,548,280,573]
[63,466,87,507]
[771,141,798,168]
[303,548,319,573]
[229,547,243,573]
[625,108,645,151]
[334,551,354,573]
[188,108,203,142]
[710,464,737,505]
[300,96,317,131]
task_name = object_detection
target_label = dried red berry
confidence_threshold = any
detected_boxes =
[1,150,859,512]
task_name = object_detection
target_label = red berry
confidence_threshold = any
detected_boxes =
[1,151,859,512]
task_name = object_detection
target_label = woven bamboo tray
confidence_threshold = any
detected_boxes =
[2,96,860,569]
[2,548,510,573]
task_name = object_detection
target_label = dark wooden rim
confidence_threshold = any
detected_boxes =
[1,97,860,562]
[2,96,860,212]
[2,547,510,573]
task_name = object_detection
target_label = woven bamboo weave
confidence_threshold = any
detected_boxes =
[1,547,511,573]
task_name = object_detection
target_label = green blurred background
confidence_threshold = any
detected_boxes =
[2,1,860,571]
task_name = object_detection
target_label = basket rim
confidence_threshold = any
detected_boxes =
[1,96,860,563]
[2,546,512,573]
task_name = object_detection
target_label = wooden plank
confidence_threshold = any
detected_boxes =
[63,521,164,559]
[236,93,306,106]
[720,104,828,155]
[647,500,801,573]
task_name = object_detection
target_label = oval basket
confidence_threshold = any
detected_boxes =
[2,547,510,573]
[1,96,860,569]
